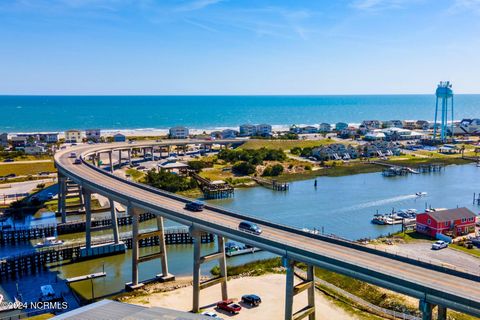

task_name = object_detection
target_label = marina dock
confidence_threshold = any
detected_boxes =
[66,272,106,284]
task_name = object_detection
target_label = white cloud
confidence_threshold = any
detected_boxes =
[175,0,224,12]
[351,0,411,11]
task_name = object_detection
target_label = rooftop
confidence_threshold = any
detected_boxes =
[52,300,209,320]
[425,207,477,222]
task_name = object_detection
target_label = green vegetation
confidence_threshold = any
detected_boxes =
[240,139,335,151]
[44,197,102,211]
[187,159,214,171]
[210,257,284,277]
[0,161,56,176]
[232,161,256,175]
[0,150,51,161]
[450,244,480,258]
[144,169,197,193]
[125,168,145,182]
[262,164,284,176]
[218,148,286,164]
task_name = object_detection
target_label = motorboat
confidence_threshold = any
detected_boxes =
[35,236,64,248]
[415,192,427,197]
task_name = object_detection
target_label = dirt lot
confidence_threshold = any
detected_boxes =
[127,274,357,320]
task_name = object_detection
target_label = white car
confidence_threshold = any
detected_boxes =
[432,240,448,250]
[202,311,222,319]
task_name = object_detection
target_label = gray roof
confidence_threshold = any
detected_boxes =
[53,299,211,320]
[427,207,477,222]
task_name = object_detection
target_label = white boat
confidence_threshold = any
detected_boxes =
[415,192,427,197]
[35,236,64,248]
[302,228,320,235]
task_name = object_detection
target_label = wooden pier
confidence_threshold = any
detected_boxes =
[0,228,214,280]
[190,172,234,199]
[66,272,106,283]
[0,212,156,245]
[252,177,289,191]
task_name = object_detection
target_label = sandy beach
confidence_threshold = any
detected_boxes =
[127,274,357,320]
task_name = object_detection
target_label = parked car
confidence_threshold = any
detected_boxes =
[201,311,222,318]
[137,165,146,170]
[432,240,448,250]
[185,200,205,212]
[241,294,262,306]
[47,192,53,200]
[3,159,14,163]
[238,221,262,235]
[73,158,82,165]
[216,299,241,314]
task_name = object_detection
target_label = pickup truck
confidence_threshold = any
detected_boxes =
[216,299,241,314]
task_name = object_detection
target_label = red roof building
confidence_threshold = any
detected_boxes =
[416,207,477,238]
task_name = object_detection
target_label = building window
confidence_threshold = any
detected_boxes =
[444,221,449,227]
[468,217,474,222]
[461,218,466,223]
[427,219,431,225]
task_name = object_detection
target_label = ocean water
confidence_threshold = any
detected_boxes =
[1,95,480,132]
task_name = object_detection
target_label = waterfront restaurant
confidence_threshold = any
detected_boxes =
[416,207,477,238]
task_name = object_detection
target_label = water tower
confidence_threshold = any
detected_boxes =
[433,81,454,142]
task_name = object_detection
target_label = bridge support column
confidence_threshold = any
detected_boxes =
[284,258,315,320]
[108,151,113,173]
[118,150,122,168]
[84,189,92,250]
[420,300,433,320]
[109,199,120,244]
[58,174,67,223]
[155,216,175,282]
[127,205,141,290]
[437,306,447,320]
[126,208,174,291]
[191,229,228,313]
[128,148,132,166]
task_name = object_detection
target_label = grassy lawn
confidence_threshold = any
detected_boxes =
[0,161,56,176]
[211,257,284,277]
[0,154,52,161]
[199,164,234,181]
[240,139,338,150]
[125,168,145,182]
[44,197,102,211]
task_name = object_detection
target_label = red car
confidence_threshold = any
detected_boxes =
[216,299,241,314]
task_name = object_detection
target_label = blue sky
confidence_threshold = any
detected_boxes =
[1,0,479,94]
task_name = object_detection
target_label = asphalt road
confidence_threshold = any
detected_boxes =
[54,141,480,315]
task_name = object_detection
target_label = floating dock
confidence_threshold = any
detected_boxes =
[66,272,106,284]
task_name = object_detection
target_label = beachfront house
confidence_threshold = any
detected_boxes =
[319,123,332,133]
[299,126,318,134]
[210,129,238,140]
[335,122,349,131]
[86,129,101,142]
[239,124,257,136]
[169,126,189,139]
[11,136,27,149]
[65,130,82,143]
[415,120,430,131]
[416,207,477,238]
[113,133,126,142]
[402,120,416,130]
[255,124,272,137]
[384,120,403,128]
[361,120,382,130]
[0,133,8,148]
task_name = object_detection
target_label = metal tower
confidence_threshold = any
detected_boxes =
[433,81,454,142]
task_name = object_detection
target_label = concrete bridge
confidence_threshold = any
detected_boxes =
[54,140,480,320]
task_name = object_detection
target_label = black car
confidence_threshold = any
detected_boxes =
[184,200,205,212]
[241,294,262,306]
[238,221,262,235]
[3,159,14,163]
